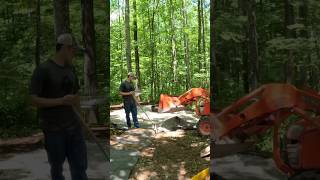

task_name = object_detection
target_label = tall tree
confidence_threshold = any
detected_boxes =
[148,0,158,101]
[124,0,132,72]
[35,0,41,67]
[247,0,259,90]
[133,0,141,90]
[181,0,191,90]
[53,0,70,37]
[201,0,206,69]
[284,0,296,83]
[240,0,249,93]
[198,0,202,71]
[118,0,124,82]
[81,0,98,121]
[169,0,177,93]
[106,0,110,129]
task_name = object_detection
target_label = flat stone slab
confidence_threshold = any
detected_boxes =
[110,148,139,180]
[0,141,109,180]
[110,105,198,130]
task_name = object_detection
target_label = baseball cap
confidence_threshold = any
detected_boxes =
[57,33,85,52]
[128,72,136,78]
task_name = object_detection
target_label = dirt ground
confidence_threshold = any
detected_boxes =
[129,130,209,180]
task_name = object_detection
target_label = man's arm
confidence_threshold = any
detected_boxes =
[120,91,134,96]
[31,95,63,108]
[31,94,77,108]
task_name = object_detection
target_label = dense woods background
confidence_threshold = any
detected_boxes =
[0,0,108,138]
[110,0,211,104]
[111,0,320,109]
[209,0,320,108]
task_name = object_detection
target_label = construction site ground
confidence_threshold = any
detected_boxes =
[110,105,287,180]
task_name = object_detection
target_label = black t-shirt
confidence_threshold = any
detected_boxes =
[30,60,80,132]
[119,80,135,103]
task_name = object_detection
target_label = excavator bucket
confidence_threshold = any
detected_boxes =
[158,94,184,113]
[158,88,210,115]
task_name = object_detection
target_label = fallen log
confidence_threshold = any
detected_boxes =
[0,133,44,153]
[110,101,151,110]
[0,125,108,153]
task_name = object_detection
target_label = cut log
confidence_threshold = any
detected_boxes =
[0,133,44,153]
[110,101,151,110]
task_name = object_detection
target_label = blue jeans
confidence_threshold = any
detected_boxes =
[124,101,139,128]
[44,125,88,180]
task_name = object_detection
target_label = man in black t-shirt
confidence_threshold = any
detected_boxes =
[119,72,140,128]
[30,33,88,180]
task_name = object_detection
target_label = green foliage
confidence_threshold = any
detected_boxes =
[0,91,38,138]
[110,0,210,104]
[0,0,107,137]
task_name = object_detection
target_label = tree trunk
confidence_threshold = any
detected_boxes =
[133,0,141,90]
[298,0,308,38]
[240,0,249,93]
[118,0,124,83]
[299,0,310,86]
[247,0,259,91]
[35,0,41,67]
[148,1,157,102]
[106,0,110,125]
[81,0,98,122]
[169,0,177,93]
[124,0,132,72]
[201,0,206,69]
[284,0,296,84]
[53,0,70,37]
[181,0,191,90]
[198,0,202,72]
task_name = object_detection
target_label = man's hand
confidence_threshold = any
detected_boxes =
[62,94,78,105]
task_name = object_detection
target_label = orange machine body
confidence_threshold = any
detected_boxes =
[208,83,320,177]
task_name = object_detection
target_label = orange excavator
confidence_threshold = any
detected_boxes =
[158,87,210,115]
[157,88,211,135]
[203,83,320,179]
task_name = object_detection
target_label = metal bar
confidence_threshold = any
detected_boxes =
[73,106,109,161]
[132,95,157,133]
